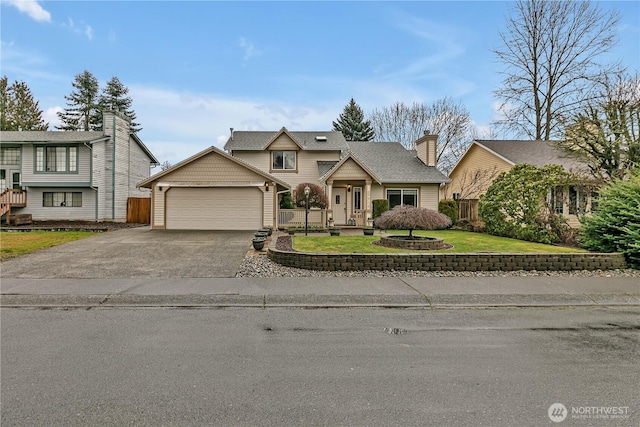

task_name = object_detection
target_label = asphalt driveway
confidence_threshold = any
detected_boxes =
[1,227,255,279]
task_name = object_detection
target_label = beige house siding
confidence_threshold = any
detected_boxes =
[267,134,300,150]
[162,152,266,182]
[152,183,165,229]
[263,188,275,228]
[446,144,512,199]
[233,149,340,189]
[419,184,440,210]
[330,159,370,181]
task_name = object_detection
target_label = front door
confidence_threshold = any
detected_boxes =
[333,188,347,225]
[11,171,20,190]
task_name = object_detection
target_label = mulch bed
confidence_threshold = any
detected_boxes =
[275,235,294,251]
[1,220,147,231]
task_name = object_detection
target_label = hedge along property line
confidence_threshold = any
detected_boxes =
[267,248,627,272]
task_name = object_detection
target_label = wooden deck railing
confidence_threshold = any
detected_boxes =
[278,208,327,228]
[0,189,27,218]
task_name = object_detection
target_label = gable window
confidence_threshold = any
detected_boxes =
[43,192,82,207]
[387,189,418,209]
[272,150,296,170]
[35,146,78,172]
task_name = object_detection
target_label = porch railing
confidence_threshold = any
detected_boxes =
[278,208,327,229]
[0,189,27,218]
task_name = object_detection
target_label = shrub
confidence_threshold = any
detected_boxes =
[279,192,294,209]
[375,205,452,237]
[372,199,389,220]
[580,170,640,268]
[439,199,457,224]
[479,164,573,244]
[293,182,328,209]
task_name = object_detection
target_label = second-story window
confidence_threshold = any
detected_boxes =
[35,146,78,172]
[272,150,296,170]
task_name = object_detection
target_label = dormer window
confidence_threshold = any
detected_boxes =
[272,150,296,170]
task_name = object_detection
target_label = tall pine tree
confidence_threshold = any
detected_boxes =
[57,70,101,131]
[98,76,141,133]
[332,98,375,141]
[1,76,48,131]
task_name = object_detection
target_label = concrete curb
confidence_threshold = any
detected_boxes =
[2,294,639,309]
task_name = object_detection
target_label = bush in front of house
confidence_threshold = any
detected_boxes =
[580,170,640,268]
[293,182,328,209]
[438,199,457,224]
[479,164,573,244]
[372,199,389,220]
[375,205,452,237]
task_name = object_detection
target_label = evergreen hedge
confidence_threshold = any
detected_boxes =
[580,171,640,268]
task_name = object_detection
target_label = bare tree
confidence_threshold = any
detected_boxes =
[493,0,620,140]
[559,71,640,181]
[368,98,474,174]
[444,166,502,200]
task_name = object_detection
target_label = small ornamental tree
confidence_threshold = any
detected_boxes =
[580,170,640,268]
[293,182,328,209]
[479,164,573,244]
[375,205,452,237]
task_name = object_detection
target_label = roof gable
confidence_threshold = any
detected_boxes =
[224,129,349,151]
[320,153,381,184]
[473,140,587,172]
[263,127,304,150]
[137,145,290,189]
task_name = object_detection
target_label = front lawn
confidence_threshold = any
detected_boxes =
[0,231,96,261]
[293,230,585,254]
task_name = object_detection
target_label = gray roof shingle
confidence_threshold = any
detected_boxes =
[0,131,107,143]
[345,141,450,184]
[224,129,349,151]
[475,140,587,172]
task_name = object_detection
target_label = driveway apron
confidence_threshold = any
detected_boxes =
[1,228,255,279]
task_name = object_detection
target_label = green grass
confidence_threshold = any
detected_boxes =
[293,230,585,254]
[0,231,97,261]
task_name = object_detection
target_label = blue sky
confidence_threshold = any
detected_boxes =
[2,1,639,167]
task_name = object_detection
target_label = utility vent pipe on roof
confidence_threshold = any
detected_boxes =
[315,136,327,142]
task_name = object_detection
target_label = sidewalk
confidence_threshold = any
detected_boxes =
[1,276,638,308]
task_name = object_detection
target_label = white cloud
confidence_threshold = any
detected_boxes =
[5,0,51,22]
[239,37,260,61]
[62,17,93,41]
[129,85,338,165]
[43,106,63,130]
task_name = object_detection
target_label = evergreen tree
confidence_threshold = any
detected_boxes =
[57,70,101,131]
[332,98,375,141]
[1,76,48,131]
[98,76,141,133]
[0,76,9,131]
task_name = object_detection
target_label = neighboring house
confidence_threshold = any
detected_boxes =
[138,128,450,230]
[445,140,594,226]
[0,111,158,222]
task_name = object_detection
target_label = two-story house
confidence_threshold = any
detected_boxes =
[0,110,158,223]
[137,127,449,231]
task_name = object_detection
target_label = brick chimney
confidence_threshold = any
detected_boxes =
[415,132,437,167]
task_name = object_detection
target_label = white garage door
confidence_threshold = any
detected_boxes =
[165,187,262,230]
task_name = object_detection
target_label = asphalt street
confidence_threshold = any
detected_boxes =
[1,307,638,426]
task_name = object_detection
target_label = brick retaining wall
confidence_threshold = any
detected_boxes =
[267,248,627,271]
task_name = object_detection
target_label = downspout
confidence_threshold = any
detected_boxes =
[84,142,99,221]
[111,113,116,220]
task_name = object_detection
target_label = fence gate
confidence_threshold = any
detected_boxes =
[127,197,151,224]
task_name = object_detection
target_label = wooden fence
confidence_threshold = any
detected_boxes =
[127,197,151,224]
[457,199,479,222]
